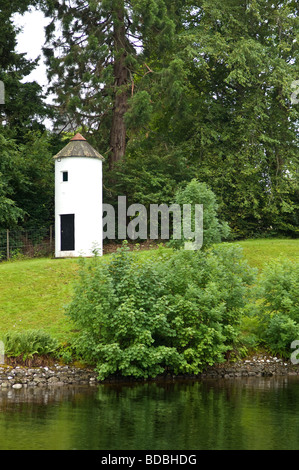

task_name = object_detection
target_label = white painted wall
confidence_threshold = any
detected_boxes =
[55,156,102,257]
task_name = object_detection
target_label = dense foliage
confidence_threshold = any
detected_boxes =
[0,0,49,139]
[243,259,299,357]
[109,0,299,238]
[40,0,181,166]
[2,328,59,361]
[0,132,55,230]
[0,0,298,238]
[66,246,299,377]
[0,1,57,230]
[67,244,256,380]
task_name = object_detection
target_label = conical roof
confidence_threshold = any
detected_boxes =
[53,133,104,160]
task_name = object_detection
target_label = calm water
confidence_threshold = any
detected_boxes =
[1,376,299,450]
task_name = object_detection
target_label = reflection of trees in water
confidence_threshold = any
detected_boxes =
[90,377,299,450]
[1,377,299,449]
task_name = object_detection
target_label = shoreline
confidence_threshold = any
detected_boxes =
[1,353,299,388]
[200,354,299,380]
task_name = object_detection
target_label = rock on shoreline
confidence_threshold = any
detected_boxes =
[200,354,299,379]
[0,364,98,389]
[1,354,299,388]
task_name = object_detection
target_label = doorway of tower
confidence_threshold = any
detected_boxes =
[60,214,75,251]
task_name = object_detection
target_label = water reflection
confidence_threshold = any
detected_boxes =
[1,376,299,450]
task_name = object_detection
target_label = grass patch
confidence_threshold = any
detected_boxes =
[0,258,80,342]
[234,238,299,271]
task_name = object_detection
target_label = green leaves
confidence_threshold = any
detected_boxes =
[67,243,256,380]
[41,0,178,165]
[0,2,49,136]
[0,135,25,228]
[2,329,59,361]
[124,0,298,239]
[258,259,299,323]
[0,131,55,230]
[240,258,299,358]
[125,91,153,130]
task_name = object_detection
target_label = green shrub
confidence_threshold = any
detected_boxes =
[252,259,299,357]
[2,329,59,360]
[262,314,299,358]
[238,315,262,351]
[67,243,256,380]
[257,259,299,322]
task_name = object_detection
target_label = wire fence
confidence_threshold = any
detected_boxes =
[0,226,54,261]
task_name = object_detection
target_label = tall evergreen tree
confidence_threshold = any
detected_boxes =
[0,134,24,228]
[41,0,179,167]
[191,0,299,237]
[0,0,49,140]
[125,0,298,237]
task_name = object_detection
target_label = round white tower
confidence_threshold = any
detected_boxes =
[53,133,103,258]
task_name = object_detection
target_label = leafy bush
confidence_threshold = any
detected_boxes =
[257,259,299,322]
[263,314,299,358]
[238,315,262,351]
[252,259,299,357]
[67,243,256,380]
[2,329,59,360]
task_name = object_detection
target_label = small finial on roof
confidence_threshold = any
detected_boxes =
[70,133,86,141]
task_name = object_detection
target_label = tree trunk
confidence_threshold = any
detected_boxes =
[110,3,128,168]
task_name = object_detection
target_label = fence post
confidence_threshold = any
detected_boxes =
[50,225,53,252]
[6,229,9,260]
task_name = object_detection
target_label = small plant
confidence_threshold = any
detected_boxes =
[54,341,80,364]
[2,329,59,361]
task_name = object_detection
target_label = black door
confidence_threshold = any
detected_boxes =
[60,214,75,251]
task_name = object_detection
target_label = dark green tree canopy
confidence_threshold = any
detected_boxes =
[0,0,297,237]
[120,0,299,238]
[0,0,50,140]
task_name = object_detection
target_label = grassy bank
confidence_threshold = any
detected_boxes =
[0,238,298,344]
[0,257,80,342]
[234,238,299,271]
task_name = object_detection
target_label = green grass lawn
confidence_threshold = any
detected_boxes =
[0,258,80,342]
[0,238,298,343]
[233,238,299,271]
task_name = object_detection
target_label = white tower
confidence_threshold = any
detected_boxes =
[53,133,104,258]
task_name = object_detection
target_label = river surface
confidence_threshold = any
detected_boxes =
[1,375,299,450]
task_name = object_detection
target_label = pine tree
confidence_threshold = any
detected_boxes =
[41,0,178,167]
[130,0,299,237]
[0,0,48,140]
